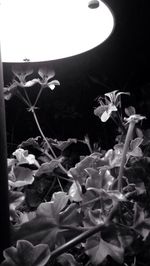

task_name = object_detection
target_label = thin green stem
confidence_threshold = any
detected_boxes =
[60,225,88,232]
[16,91,31,107]
[31,109,57,158]
[117,121,135,192]
[55,174,73,183]
[79,195,102,208]
[31,109,68,176]
[23,87,32,106]
[33,85,44,107]
[116,111,126,133]
[57,177,64,191]
[44,150,68,176]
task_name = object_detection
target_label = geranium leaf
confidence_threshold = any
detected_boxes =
[59,203,82,226]
[86,236,124,264]
[15,202,81,249]
[9,166,34,187]
[8,190,25,205]
[130,137,143,150]
[14,217,60,248]
[57,253,80,266]
[17,211,36,224]
[35,160,61,177]
[19,137,41,151]
[3,82,17,100]
[69,181,82,202]
[1,240,50,266]
[52,138,77,151]
[85,168,101,189]
[37,192,69,219]
[12,148,39,167]
[85,168,114,190]
[133,204,150,239]
[128,137,143,158]
[68,156,95,184]
[2,247,18,266]
[9,191,25,221]
[83,209,104,227]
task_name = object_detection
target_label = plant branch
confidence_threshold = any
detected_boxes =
[31,109,68,176]
[49,202,119,262]
[15,90,31,107]
[33,85,44,107]
[31,109,57,158]
[23,87,32,107]
[79,195,102,208]
[117,121,135,192]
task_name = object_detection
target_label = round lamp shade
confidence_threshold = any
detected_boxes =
[0,0,114,62]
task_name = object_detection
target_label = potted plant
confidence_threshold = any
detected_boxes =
[1,67,150,266]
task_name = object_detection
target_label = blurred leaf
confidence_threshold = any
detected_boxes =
[19,137,41,151]
[35,160,61,177]
[3,82,18,100]
[83,209,104,227]
[37,192,69,220]
[52,138,77,151]
[59,203,82,226]
[14,217,61,248]
[69,181,82,202]
[12,148,39,167]
[68,155,96,184]
[133,204,150,240]
[17,211,36,224]
[9,166,34,188]
[57,253,80,266]
[14,201,81,249]
[103,147,123,168]
[128,137,143,157]
[86,236,124,264]
[1,240,50,266]
[85,168,114,190]
[125,106,136,116]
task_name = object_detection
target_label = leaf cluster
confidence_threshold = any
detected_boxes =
[2,75,150,266]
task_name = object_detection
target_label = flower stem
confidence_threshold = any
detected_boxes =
[117,121,135,192]
[31,108,68,175]
[31,109,57,158]
[33,85,44,107]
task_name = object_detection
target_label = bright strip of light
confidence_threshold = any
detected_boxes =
[0,0,114,62]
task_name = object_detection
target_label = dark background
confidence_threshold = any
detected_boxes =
[3,0,150,153]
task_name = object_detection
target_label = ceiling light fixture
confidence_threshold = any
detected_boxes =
[0,0,114,62]
[88,0,100,9]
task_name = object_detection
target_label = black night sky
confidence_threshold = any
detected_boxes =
[3,0,150,154]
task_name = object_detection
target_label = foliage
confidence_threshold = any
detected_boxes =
[1,68,150,266]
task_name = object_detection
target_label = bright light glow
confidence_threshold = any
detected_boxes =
[0,0,114,62]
